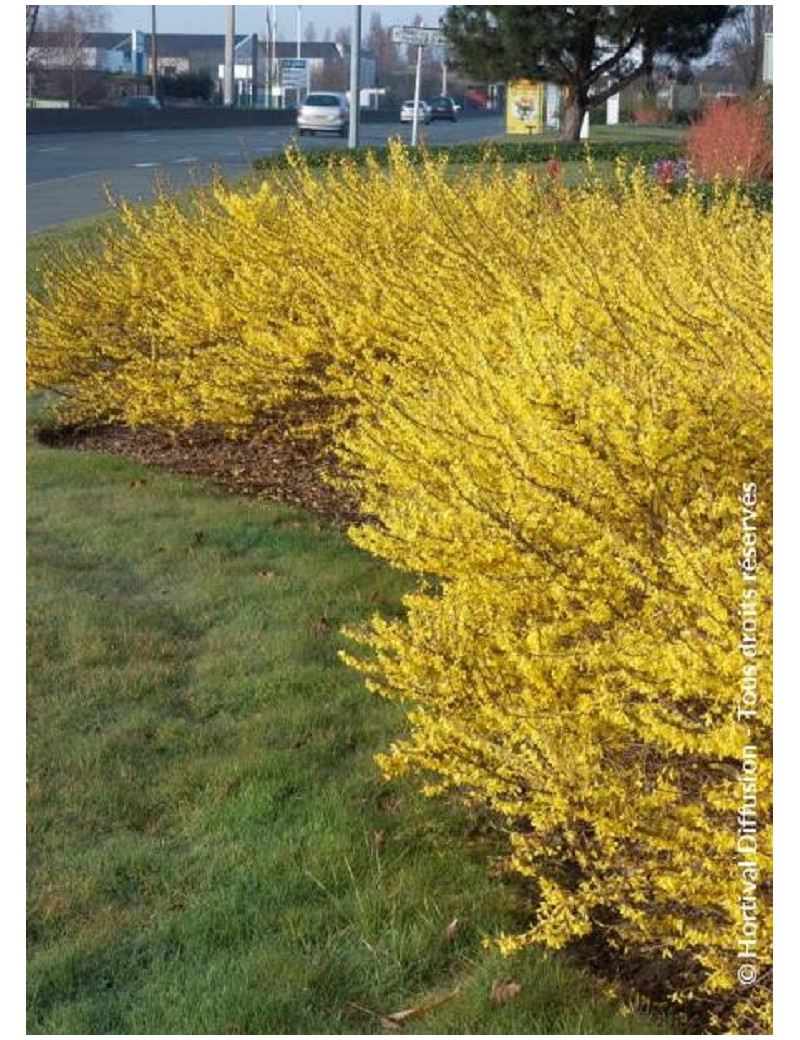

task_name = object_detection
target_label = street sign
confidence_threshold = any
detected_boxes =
[279,57,309,90]
[391,25,446,147]
[391,25,445,47]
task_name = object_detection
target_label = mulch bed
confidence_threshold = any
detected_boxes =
[35,423,362,527]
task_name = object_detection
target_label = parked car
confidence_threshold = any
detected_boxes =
[400,99,431,124]
[428,96,459,121]
[122,95,162,110]
[297,93,349,136]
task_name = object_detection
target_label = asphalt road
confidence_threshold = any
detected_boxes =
[26,114,507,232]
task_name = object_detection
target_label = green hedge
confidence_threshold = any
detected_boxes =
[667,179,773,212]
[252,139,771,212]
[252,138,686,171]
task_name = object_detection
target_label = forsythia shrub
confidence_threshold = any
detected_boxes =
[27,151,773,1031]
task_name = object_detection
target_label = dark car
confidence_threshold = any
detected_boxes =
[122,95,162,110]
[428,96,459,122]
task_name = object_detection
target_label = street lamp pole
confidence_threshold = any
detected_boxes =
[348,5,361,148]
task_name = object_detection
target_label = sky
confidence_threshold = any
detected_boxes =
[96,4,450,40]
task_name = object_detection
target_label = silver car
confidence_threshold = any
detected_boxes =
[297,92,349,136]
[400,99,431,124]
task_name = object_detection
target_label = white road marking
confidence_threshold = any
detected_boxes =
[133,162,160,168]
[37,146,67,153]
[173,156,200,164]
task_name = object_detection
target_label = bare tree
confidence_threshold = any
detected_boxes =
[34,5,109,105]
[27,6,40,54]
[365,12,400,87]
[718,5,773,89]
[304,20,317,43]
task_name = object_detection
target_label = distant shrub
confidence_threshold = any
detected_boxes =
[632,106,671,126]
[688,99,772,182]
[160,71,214,101]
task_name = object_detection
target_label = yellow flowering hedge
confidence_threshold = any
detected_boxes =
[27,148,773,1031]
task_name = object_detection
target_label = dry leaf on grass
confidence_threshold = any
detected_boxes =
[490,979,521,1006]
[378,986,461,1030]
[444,917,459,940]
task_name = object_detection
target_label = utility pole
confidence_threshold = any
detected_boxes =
[265,6,272,108]
[224,5,235,106]
[273,4,279,108]
[296,5,302,58]
[348,5,361,148]
[150,5,158,98]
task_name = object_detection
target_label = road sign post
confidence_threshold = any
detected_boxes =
[411,44,423,145]
[391,26,444,147]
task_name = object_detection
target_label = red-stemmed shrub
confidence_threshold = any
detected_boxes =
[688,98,772,182]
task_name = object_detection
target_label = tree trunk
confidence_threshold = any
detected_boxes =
[562,98,585,141]
[642,43,656,100]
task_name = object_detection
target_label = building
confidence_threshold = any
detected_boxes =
[29,31,375,107]
[235,42,376,106]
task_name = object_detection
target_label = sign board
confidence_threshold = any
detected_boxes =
[763,32,773,85]
[391,25,445,47]
[546,83,562,129]
[279,58,309,90]
[506,80,544,134]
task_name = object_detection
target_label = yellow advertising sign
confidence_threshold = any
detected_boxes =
[506,80,545,134]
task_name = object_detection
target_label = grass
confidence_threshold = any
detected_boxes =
[27,202,673,1035]
[26,425,670,1034]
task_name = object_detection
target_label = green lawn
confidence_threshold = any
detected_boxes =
[27,209,672,1035]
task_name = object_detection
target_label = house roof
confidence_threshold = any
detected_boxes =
[33,31,259,57]
[274,42,342,60]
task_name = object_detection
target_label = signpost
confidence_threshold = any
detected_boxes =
[279,57,308,90]
[279,57,308,107]
[391,25,445,145]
